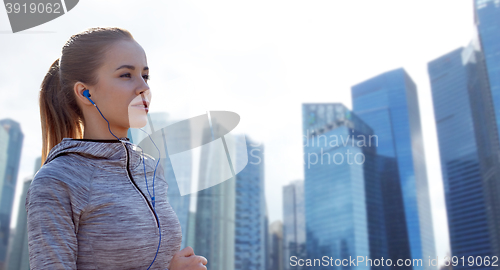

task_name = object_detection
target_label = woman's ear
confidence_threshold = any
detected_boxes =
[74,82,94,106]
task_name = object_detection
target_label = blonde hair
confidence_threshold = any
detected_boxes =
[39,27,134,164]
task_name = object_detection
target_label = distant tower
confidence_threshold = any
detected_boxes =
[352,69,436,270]
[302,103,387,270]
[234,136,266,270]
[194,125,236,270]
[0,119,24,269]
[428,41,500,269]
[268,220,284,270]
[282,180,305,270]
[475,0,500,143]
[195,134,266,270]
[6,157,41,270]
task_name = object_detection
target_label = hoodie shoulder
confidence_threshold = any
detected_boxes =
[29,154,96,208]
[35,154,97,186]
[25,156,94,268]
[26,155,95,222]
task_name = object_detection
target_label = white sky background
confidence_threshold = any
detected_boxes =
[0,0,476,262]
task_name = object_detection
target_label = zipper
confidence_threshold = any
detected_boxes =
[120,141,160,228]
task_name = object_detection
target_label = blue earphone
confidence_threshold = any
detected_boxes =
[83,89,162,270]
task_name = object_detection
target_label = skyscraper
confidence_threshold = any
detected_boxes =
[428,42,500,269]
[475,0,500,142]
[282,180,305,270]
[195,132,266,270]
[302,103,386,270]
[7,179,31,270]
[0,119,24,269]
[195,125,236,270]
[6,157,41,270]
[234,136,266,270]
[268,220,284,270]
[352,69,436,270]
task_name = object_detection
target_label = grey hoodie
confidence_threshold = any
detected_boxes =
[25,137,182,270]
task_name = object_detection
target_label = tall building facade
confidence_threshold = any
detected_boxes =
[475,0,500,142]
[7,179,31,270]
[194,125,236,270]
[474,0,500,258]
[268,220,284,270]
[195,132,266,270]
[234,136,266,270]
[302,103,387,270]
[6,157,41,270]
[428,43,500,269]
[0,119,24,269]
[351,69,436,270]
[282,180,305,270]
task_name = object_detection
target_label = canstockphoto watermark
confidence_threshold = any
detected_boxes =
[290,256,500,268]
[302,129,378,168]
[290,256,433,267]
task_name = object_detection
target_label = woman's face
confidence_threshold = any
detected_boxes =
[91,39,151,130]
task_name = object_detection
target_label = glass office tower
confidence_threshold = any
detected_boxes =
[6,157,41,270]
[7,179,32,270]
[268,220,284,270]
[195,124,236,270]
[428,43,500,269]
[0,119,24,269]
[195,132,266,270]
[475,0,500,142]
[352,69,436,270]
[302,103,386,270]
[474,0,500,257]
[282,180,306,270]
[234,136,266,270]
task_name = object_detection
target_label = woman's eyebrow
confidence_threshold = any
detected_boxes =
[115,65,149,71]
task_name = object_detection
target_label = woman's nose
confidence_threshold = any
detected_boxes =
[137,84,150,97]
[139,89,151,102]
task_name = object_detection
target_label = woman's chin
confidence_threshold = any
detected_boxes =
[128,114,148,129]
[128,107,149,129]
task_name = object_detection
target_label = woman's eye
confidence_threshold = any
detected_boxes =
[119,73,150,81]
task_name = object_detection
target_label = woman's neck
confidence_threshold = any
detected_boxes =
[83,123,128,140]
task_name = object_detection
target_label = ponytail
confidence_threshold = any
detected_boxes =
[39,26,135,164]
[39,58,83,164]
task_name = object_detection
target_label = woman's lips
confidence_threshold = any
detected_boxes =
[131,104,149,113]
[130,98,149,111]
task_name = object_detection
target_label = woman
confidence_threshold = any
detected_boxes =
[25,27,207,270]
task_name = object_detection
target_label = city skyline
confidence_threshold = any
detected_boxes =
[1,0,482,262]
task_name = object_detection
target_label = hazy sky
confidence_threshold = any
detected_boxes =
[1,0,477,261]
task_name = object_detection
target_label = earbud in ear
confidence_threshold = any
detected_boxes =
[83,89,96,105]
[83,89,90,97]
